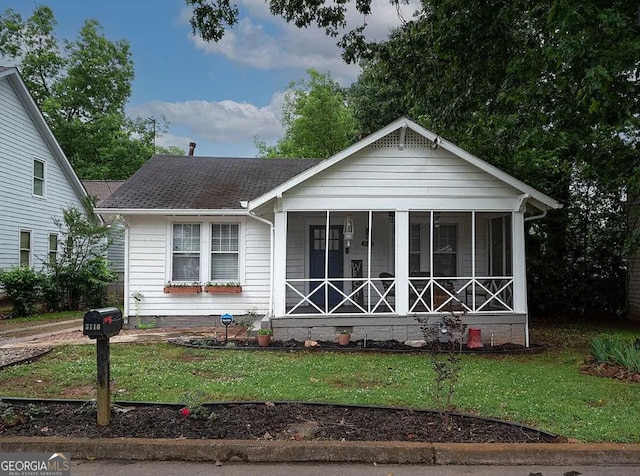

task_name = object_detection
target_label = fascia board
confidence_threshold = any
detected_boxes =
[94,208,249,216]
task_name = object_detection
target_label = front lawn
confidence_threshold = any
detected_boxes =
[0,311,83,332]
[1,317,639,442]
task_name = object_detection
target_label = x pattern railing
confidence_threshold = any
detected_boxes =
[285,276,513,315]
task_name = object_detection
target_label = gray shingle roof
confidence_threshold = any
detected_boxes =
[100,155,322,210]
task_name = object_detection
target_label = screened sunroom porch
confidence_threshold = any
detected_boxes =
[280,210,522,318]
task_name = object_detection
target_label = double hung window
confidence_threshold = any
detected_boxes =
[210,224,239,281]
[33,159,45,196]
[48,234,58,264]
[172,224,201,281]
[20,230,32,266]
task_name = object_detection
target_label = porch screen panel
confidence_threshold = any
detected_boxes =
[211,224,239,280]
[490,216,512,276]
[433,224,457,276]
[172,224,201,281]
[409,224,421,274]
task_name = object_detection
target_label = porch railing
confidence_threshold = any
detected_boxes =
[284,276,514,315]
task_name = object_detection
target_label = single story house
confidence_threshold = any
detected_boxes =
[97,117,562,346]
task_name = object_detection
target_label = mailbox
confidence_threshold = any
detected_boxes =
[83,307,123,339]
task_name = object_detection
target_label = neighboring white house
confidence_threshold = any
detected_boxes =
[97,117,562,346]
[0,67,87,277]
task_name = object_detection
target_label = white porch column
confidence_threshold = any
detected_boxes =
[395,210,409,315]
[273,210,287,317]
[512,211,527,314]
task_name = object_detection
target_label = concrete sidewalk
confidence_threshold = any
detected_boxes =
[2,437,640,465]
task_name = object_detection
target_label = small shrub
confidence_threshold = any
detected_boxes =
[590,335,640,373]
[416,311,467,429]
[0,266,45,317]
[180,390,216,420]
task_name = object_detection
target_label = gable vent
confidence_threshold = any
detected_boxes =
[368,129,433,149]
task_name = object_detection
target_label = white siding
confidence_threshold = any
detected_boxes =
[282,129,522,211]
[126,215,271,317]
[0,77,85,273]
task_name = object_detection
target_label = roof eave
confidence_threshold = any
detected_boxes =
[94,208,250,216]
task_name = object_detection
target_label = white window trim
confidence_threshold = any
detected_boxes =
[169,222,202,283]
[166,218,245,285]
[210,222,242,283]
[19,229,32,267]
[32,157,46,198]
[48,232,59,264]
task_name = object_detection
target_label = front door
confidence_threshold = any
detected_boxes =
[309,225,343,308]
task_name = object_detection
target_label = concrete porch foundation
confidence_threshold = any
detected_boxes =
[270,314,527,346]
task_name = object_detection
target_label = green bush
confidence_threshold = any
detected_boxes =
[0,266,44,317]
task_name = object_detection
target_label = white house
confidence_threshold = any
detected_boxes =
[0,67,87,276]
[97,117,562,346]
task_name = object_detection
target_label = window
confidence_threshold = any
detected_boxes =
[49,234,58,264]
[211,224,239,281]
[172,224,200,281]
[433,224,457,276]
[409,224,421,274]
[20,230,31,266]
[33,159,45,196]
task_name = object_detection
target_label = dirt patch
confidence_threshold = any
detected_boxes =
[0,400,562,443]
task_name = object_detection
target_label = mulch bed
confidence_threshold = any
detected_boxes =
[580,357,640,383]
[173,337,544,354]
[0,400,562,443]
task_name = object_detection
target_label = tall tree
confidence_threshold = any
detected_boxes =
[189,0,640,315]
[348,1,639,316]
[256,69,357,159]
[0,6,158,179]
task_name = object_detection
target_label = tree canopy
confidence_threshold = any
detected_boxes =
[352,1,639,316]
[0,6,162,179]
[256,69,357,159]
[191,0,640,316]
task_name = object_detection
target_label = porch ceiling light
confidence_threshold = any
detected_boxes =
[344,214,354,250]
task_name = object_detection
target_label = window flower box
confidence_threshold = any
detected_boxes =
[163,282,202,294]
[204,282,242,294]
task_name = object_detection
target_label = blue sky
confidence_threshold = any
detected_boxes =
[3,0,413,157]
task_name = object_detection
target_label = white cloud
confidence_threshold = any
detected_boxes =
[161,0,421,155]
[182,0,418,85]
[129,91,286,149]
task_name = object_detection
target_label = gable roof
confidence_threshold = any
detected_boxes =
[0,66,87,201]
[98,155,322,213]
[248,116,562,212]
[82,180,125,205]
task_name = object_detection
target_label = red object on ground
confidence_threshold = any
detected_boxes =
[467,328,483,348]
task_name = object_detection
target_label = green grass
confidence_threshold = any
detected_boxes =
[1,336,639,442]
[0,311,83,331]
